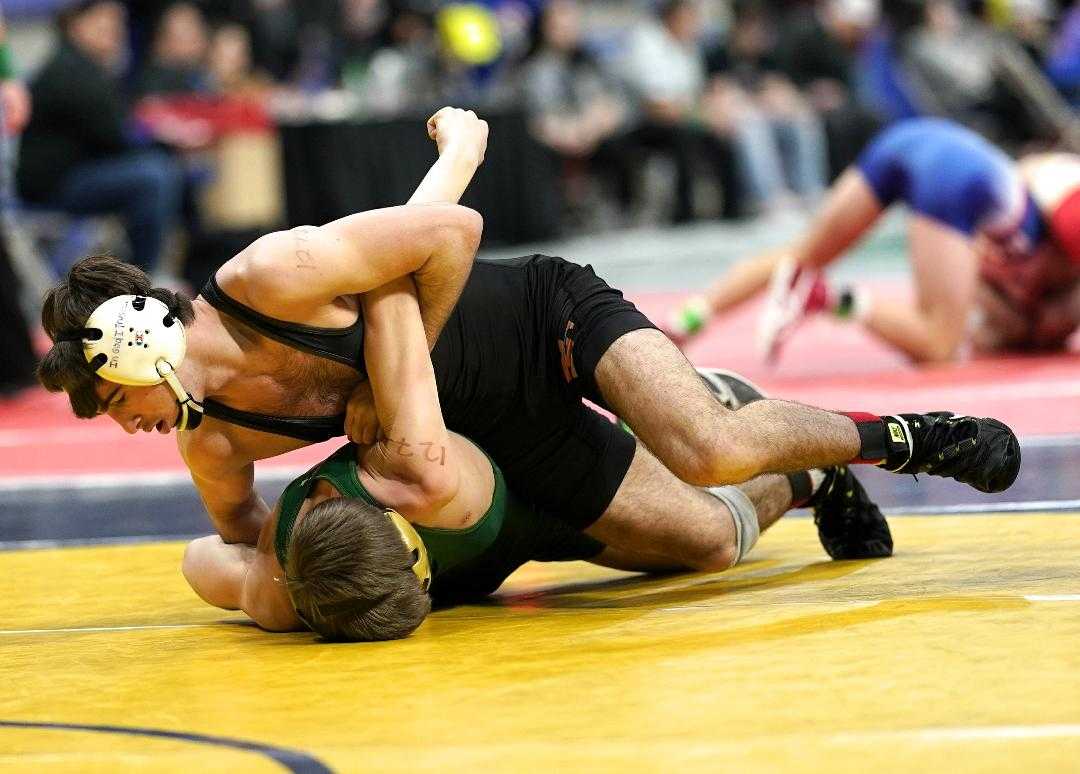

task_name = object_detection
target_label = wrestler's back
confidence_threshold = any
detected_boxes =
[859,118,1021,235]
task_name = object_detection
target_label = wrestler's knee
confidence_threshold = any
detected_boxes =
[918,323,964,363]
[684,539,739,572]
[919,340,961,364]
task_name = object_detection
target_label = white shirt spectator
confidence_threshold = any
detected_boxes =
[620,20,705,104]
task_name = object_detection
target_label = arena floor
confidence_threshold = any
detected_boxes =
[2,221,1079,771]
[3,513,1079,772]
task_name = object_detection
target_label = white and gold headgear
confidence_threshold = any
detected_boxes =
[58,295,204,430]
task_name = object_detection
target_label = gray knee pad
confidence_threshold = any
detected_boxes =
[707,485,760,566]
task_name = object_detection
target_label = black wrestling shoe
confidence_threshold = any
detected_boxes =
[882,412,1021,494]
[696,367,767,409]
[811,466,893,559]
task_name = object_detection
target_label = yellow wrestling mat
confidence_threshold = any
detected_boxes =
[1,513,1078,773]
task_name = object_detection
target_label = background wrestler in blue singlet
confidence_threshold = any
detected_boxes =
[666,118,1080,361]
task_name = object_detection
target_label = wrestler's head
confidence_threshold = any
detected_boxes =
[1022,153,1080,265]
[285,497,432,642]
[38,256,197,432]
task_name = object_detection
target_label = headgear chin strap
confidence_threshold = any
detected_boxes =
[61,294,204,431]
[386,509,432,592]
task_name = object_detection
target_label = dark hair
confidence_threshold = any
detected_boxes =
[524,0,592,67]
[37,255,195,419]
[658,0,693,23]
[286,497,432,642]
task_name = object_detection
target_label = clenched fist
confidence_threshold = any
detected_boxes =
[426,106,488,164]
[344,380,380,446]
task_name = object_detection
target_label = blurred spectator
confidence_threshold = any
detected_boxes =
[243,0,338,88]
[902,0,998,128]
[0,26,29,137]
[894,0,1064,146]
[520,0,637,216]
[776,0,883,176]
[135,2,212,98]
[0,9,35,396]
[209,23,272,99]
[704,0,828,205]
[247,0,301,81]
[339,0,391,89]
[618,0,742,221]
[16,0,184,275]
[356,6,441,115]
[1045,1,1079,105]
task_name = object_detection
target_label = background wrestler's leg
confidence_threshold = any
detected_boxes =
[583,440,794,572]
[595,328,860,485]
[852,216,978,362]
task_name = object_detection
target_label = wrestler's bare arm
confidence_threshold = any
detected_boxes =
[322,203,483,349]
[219,203,481,342]
[408,106,487,207]
[181,516,300,632]
[182,535,252,610]
[181,430,269,545]
[219,107,486,349]
[239,513,302,632]
[356,278,463,521]
[184,110,486,539]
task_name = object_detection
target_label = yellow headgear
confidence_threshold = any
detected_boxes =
[386,509,432,592]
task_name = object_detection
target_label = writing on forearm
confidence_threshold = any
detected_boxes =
[385,436,447,466]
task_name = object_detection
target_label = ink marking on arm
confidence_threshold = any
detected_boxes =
[387,437,446,464]
[420,442,447,466]
[294,228,316,270]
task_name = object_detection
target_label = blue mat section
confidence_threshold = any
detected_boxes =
[1,440,1076,546]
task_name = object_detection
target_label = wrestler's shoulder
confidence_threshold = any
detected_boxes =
[215,226,332,315]
[218,228,315,287]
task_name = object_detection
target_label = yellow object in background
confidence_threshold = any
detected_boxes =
[437,3,503,66]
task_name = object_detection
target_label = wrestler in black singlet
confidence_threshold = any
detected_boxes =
[200,255,657,529]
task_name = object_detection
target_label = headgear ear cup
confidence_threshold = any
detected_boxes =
[62,295,204,430]
[81,295,186,385]
[386,509,432,592]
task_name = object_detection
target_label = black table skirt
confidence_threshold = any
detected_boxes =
[280,112,561,246]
